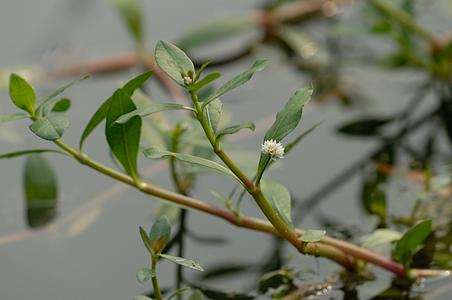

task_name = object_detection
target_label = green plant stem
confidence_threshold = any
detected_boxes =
[151,256,163,300]
[51,139,448,279]
[369,0,439,46]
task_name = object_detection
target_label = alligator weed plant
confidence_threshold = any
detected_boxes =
[0,39,450,299]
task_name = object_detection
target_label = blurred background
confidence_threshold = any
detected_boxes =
[0,1,451,299]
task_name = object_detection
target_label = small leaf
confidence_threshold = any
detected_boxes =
[0,149,66,159]
[23,154,58,228]
[283,121,321,154]
[337,117,393,136]
[155,40,195,86]
[143,147,239,182]
[36,75,88,117]
[362,229,402,249]
[51,98,71,112]
[189,72,221,92]
[136,268,155,284]
[205,98,222,134]
[105,88,141,180]
[216,122,255,139]
[177,16,255,50]
[29,116,69,141]
[167,287,190,300]
[188,289,205,300]
[300,230,326,242]
[113,0,143,46]
[149,216,172,253]
[0,113,29,123]
[202,59,269,107]
[79,70,152,150]
[115,103,194,124]
[9,73,35,114]
[393,219,432,268]
[159,254,204,272]
[139,226,154,255]
[260,179,293,228]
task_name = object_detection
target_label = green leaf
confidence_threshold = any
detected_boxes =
[29,116,69,141]
[9,73,36,114]
[260,179,293,228]
[143,147,239,182]
[159,254,204,272]
[0,113,29,123]
[149,216,172,253]
[139,226,154,256]
[337,117,393,136]
[36,75,88,117]
[115,103,194,124]
[263,87,313,142]
[188,72,221,92]
[0,149,66,159]
[177,16,255,50]
[393,219,432,268]
[362,229,402,249]
[79,70,152,150]
[216,122,255,139]
[105,88,141,180]
[300,230,326,242]
[167,287,190,300]
[283,121,321,154]
[113,0,143,45]
[188,289,205,300]
[136,268,155,284]
[23,154,58,228]
[202,59,269,107]
[205,98,222,134]
[51,98,71,112]
[256,87,313,177]
[155,40,195,86]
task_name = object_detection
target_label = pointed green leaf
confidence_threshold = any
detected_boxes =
[115,103,194,124]
[149,216,171,253]
[159,254,204,272]
[139,226,154,256]
[300,230,326,242]
[205,98,222,134]
[136,268,155,284]
[263,87,313,142]
[283,121,321,154]
[29,116,69,141]
[188,72,221,92]
[79,70,152,150]
[393,219,432,268]
[51,98,71,112]
[0,113,29,123]
[216,122,255,139]
[9,73,35,114]
[260,179,293,228]
[36,75,88,117]
[23,154,58,228]
[105,88,141,179]
[202,59,269,107]
[0,149,66,159]
[168,287,190,300]
[177,16,255,50]
[155,40,195,86]
[113,0,143,45]
[143,147,239,182]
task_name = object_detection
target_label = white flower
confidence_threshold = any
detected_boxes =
[183,75,193,85]
[261,139,284,160]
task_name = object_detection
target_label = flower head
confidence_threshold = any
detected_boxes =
[261,139,285,160]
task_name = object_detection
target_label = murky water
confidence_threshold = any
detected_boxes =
[0,1,451,299]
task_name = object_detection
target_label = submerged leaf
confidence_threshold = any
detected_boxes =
[23,154,58,228]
